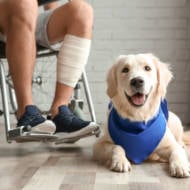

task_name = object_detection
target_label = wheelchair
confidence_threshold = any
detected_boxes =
[0,0,100,144]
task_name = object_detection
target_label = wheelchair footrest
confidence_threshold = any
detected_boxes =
[7,126,58,143]
[55,126,101,144]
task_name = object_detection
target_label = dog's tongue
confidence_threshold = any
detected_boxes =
[131,93,146,106]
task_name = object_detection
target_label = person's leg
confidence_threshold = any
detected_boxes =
[38,0,98,138]
[47,0,93,117]
[0,0,55,133]
[0,0,37,117]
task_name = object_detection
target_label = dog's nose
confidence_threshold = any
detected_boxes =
[130,77,144,88]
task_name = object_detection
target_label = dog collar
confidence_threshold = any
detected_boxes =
[108,99,168,164]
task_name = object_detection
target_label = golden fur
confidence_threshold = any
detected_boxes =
[93,54,190,178]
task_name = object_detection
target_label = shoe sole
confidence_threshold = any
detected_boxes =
[31,120,56,134]
[55,122,100,143]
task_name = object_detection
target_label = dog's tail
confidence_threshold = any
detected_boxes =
[183,131,190,145]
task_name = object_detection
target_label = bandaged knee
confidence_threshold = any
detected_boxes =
[57,34,91,87]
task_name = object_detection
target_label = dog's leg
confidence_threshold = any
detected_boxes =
[169,144,190,178]
[93,135,131,172]
[156,128,190,178]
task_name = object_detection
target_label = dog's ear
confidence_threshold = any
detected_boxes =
[107,55,127,98]
[106,63,118,98]
[149,54,173,98]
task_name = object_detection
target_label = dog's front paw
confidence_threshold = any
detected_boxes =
[169,160,190,178]
[109,146,131,172]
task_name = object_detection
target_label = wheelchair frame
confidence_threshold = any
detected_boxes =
[0,0,100,143]
[0,43,99,143]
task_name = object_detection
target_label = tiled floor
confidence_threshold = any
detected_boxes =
[0,124,190,190]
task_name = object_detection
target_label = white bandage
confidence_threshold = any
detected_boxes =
[57,34,91,87]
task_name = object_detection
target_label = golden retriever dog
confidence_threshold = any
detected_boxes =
[93,53,190,178]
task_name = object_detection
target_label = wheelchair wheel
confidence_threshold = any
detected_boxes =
[32,53,57,115]
[3,48,96,124]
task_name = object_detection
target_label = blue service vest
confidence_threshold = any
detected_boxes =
[108,100,168,164]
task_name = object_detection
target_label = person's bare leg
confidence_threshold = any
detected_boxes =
[46,0,93,118]
[0,0,38,118]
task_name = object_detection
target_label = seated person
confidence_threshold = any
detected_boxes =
[0,0,97,140]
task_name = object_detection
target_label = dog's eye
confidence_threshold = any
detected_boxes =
[122,67,129,73]
[144,65,151,71]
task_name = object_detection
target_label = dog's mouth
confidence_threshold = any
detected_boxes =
[125,92,148,107]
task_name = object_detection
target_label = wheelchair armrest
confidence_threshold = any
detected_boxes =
[36,44,58,57]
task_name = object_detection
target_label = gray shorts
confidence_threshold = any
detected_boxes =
[36,10,62,50]
[0,10,62,50]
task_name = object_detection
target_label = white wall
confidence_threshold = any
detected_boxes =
[87,0,190,124]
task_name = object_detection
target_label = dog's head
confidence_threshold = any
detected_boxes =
[107,53,173,121]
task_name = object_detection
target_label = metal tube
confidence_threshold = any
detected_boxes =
[81,70,96,123]
[0,61,11,141]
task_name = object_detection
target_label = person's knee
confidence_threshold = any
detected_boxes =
[5,0,38,32]
[68,0,94,32]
